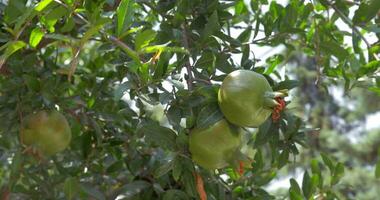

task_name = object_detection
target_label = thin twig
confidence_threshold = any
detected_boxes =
[193,78,212,85]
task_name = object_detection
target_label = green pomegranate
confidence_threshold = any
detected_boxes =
[189,119,242,170]
[20,110,72,156]
[218,70,287,127]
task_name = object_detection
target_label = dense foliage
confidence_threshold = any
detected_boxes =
[0,0,379,199]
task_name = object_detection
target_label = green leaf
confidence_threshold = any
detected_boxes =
[196,104,224,129]
[155,160,174,178]
[135,29,157,51]
[237,26,252,43]
[320,41,349,60]
[353,0,380,24]
[289,178,302,195]
[163,189,189,200]
[106,161,125,173]
[4,0,27,24]
[9,151,23,187]
[80,184,106,200]
[141,45,189,54]
[358,60,380,77]
[320,153,334,172]
[112,37,142,66]
[278,149,289,169]
[302,171,312,199]
[60,17,75,32]
[376,160,380,178]
[137,123,177,151]
[254,120,272,146]
[80,24,104,45]
[172,157,183,181]
[331,162,345,185]
[264,54,284,75]
[35,0,54,12]
[63,177,79,200]
[201,11,220,41]
[194,51,216,73]
[252,150,264,171]
[114,82,132,101]
[45,5,68,21]
[289,188,304,200]
[273,80,299,90]
[235,0,246,15]
[117,181,150,198]
[29,27,45,48]
[116,0,134,36]
[289,179,303,200]
[310,159,321,175]
[0,40,26,66]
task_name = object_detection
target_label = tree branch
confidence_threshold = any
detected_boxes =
[181,23,194,90]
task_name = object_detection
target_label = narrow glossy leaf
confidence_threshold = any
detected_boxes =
[80,184,106,200]
[201,11,220,41]
[0,41,26,67]
[80,24,104,45]
[155,160,174,178]
[289,178,302,195]
[117,0,134,36]
[320,41,349,60]
[137,123,177,151]
[321,153,334,172]
[172,157,183,181]
[29,27,45,48]
[252,149,264,171]
[106,161,124,173]
[359,60,380,77]
[9,151,23,183]
[194,51,216,73]
[331,162,345,185]
[163,189,189,200]
[114,82,132,100]
[4,0,27,23]
[311,174,319,190]
[278,149,289,169]
[196,104,223,129]
[118,181,150,198]
[141,45,188,54]
[289,188,304,200]
[111,36,141,65]
[264,54,284,75]
[376,160,380,178]
[60,17,75,32]
[302,171,311,199]
[273,80,299,90]
[35,0,54,11]
[63,177,79,200]
[237,26,252,43]
[353,0,380,24]
[135,29,156,51]
[45,6,68,21]
[241,44,250,67]
[254,120,272,146]
[310,159,321,175]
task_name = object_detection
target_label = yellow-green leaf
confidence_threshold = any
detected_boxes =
[29,27,45,48]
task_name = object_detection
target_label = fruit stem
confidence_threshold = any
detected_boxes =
[264,89,288,99]
[264,97,280,108]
